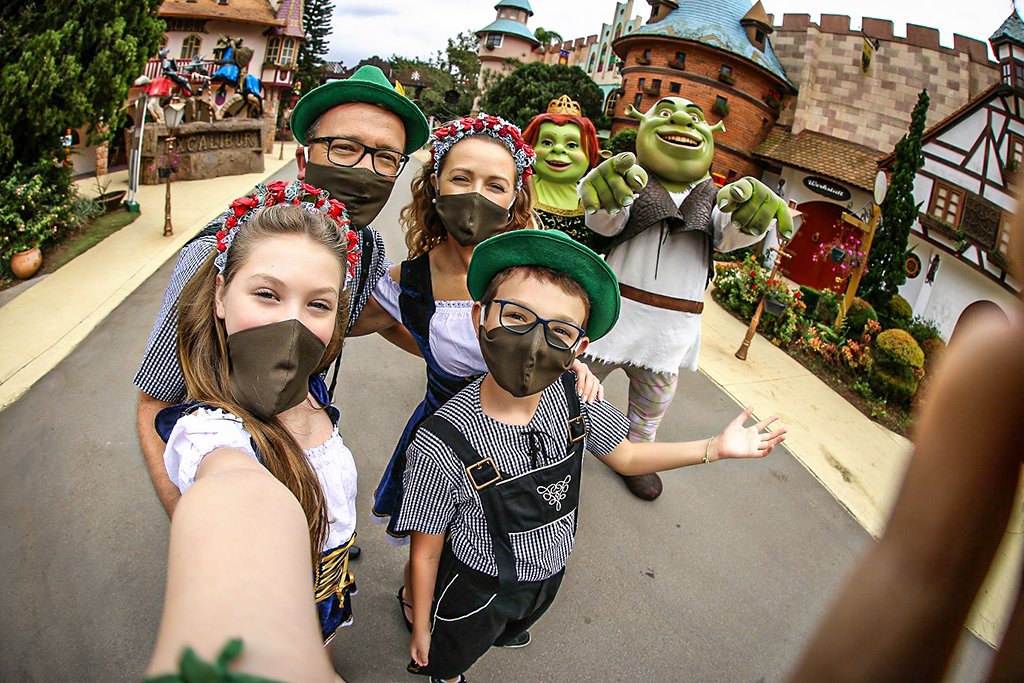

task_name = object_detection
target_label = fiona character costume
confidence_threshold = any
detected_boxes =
[522,95,612,254]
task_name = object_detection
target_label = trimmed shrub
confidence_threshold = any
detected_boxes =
[844,297,878,339]
[870,367,919,406]
[799,285,821,313]
[606,129,637,156]
[881,293,913,328]
[905,315,943,345]
[813,290,839,324]
[870,328,924,406]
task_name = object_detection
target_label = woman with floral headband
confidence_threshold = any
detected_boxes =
[349,113,604,630]
[150,182,363,661]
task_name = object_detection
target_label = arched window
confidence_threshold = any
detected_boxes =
[180,34,201,61]
[266,36,282,65]
[605,90,620,117]
[280,38,296,66]
[588,53,596,72]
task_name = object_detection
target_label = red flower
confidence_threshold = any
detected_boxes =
[230,196,258,217]
[327,199,345,218]
[266,180,288,194]
[224,216,238,229]
[473,120,484,132]
[301,182,321,196]
[434,129,449,140]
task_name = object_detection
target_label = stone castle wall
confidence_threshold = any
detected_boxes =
[771,14,998,153]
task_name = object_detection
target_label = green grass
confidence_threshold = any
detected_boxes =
[40,209,139,274]
[0,209,140,292]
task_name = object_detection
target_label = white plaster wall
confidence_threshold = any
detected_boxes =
[901,236,1020,338]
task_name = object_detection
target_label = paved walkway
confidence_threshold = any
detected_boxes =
[0,145,1017,648]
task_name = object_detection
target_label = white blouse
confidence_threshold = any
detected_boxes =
[163,407,358,550]
[372,269,488,379]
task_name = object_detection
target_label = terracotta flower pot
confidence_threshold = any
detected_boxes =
[10,247,42,280]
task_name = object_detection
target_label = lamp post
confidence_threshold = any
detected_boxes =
[161,97,186,236]
[735,239,792,361]
[125,75,152,213]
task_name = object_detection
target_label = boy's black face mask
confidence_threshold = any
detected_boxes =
[435,192,510,247]
[479,323,575,398]
[227,319,326,420]
[303,162,394,229]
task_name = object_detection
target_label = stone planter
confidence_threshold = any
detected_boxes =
[10,247,42,280]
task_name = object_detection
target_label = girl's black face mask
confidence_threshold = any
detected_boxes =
[435,192,510,247]
[227,319,326,420]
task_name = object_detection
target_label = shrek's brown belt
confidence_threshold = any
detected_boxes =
[619,283,704,314]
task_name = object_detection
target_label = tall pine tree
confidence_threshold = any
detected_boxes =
[861,90,930,308]
[0,0,164,173]
[295,0,335,92]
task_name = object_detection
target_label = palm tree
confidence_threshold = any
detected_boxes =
[533,27,564,54]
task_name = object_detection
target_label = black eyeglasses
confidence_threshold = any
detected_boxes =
[487,299,585,350]
[307,136,409,178]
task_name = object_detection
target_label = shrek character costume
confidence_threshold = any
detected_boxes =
[523,96,612,253]
[577,97,792,500]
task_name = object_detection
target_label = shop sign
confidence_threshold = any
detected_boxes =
[803,176,851,202]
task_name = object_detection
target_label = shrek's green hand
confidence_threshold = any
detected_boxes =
[579,152,648,215]
[717,177,793,238]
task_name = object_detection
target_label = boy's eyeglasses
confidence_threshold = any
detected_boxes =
[306,136,409,178]
[487,299,585,350]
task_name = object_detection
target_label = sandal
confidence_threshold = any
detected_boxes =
[397,585,414,633]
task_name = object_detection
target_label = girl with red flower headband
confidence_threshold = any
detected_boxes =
[152,185,364,658]
[347,113,605,633]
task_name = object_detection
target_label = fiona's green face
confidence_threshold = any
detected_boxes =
[631,97,723,185]
[532,121,591,184]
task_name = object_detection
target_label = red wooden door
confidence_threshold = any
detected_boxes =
[782,201,848,292]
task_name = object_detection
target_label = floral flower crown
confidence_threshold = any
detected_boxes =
[430,113,536,191]
[212,180,359,282]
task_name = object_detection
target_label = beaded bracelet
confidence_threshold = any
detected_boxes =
[703,435,717,464]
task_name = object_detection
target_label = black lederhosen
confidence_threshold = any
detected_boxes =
[407,373,587,679]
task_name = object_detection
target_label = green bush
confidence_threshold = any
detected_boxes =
[606,129,637,156]
[0,156,81,273]
[799,285,821,313]
[881,293,913,328]
[905,315,943,345]
[869,367,919,406]
[813,290,839,324]
[844,297,878,339]
[712,255,806,346]
[874,328,924,371]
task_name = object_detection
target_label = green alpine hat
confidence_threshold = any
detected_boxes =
[290,65,429,154]
[467,229,621,341]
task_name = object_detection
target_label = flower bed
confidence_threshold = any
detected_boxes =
[712,257,928,436]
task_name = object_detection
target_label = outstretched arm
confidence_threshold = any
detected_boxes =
[147,449,338,682]
[789,320,1024,683]
[138,392,180,517]
[599,406,786,475]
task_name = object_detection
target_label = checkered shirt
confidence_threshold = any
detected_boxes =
[393,375,629,582]
[133,224,388,403]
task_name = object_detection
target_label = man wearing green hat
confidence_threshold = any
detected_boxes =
[395,230,787,682]
[134,65,429,518]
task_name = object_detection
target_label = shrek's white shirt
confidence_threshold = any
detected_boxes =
[583,187,762,374]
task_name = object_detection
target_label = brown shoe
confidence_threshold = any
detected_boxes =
[621,472,663,500]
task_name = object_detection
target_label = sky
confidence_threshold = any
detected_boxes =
[326,0,1018,66]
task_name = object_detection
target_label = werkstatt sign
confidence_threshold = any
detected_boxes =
[803,176,852,202]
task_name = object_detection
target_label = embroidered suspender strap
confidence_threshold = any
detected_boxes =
[619,283,704,314]
[419,414,519,591]
[330,227,375,398]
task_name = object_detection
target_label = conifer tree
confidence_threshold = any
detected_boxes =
[0,0,164,172]
[295,0,335,91]
[861,90,930,308]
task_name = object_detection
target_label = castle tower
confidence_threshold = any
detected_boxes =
[611,0,794,181]
[991,10,1024,92]
[476,0,541,94]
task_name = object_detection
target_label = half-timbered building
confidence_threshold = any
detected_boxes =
[884,12,1024,337]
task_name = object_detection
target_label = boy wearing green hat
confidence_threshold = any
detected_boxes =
[394,230,788,682]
